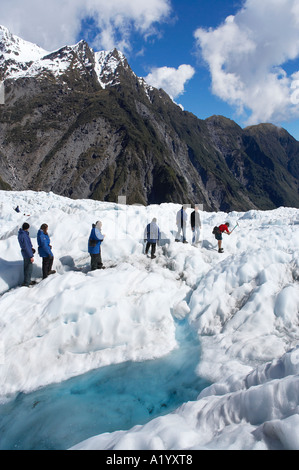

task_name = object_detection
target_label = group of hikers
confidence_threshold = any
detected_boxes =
[17,204,232,287]
[17,222,56,287]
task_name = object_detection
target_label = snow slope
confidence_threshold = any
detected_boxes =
[0,190,299,450]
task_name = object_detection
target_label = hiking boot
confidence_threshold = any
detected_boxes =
[151,255,156,259]
[48,270,56,275]
[218,248,224,253]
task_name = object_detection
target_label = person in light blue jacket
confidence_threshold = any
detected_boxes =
[144,218,160,259]
[88,221,105,270]
[37,223,56,279]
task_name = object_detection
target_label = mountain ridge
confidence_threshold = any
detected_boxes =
[0,25,298,211]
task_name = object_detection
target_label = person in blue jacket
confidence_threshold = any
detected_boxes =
[18,222,36,287]
[37,223,56,279]
[88,220,105,270]
[144,218,160,259]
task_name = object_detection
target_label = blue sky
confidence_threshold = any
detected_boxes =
[124,0,245,124]
[1,0,299,140]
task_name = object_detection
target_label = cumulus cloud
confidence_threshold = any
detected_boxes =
[144,64,195,100]
[0,0,171,52]
[194,0,299,125]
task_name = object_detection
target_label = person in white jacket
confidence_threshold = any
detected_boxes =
[175,205,188,243]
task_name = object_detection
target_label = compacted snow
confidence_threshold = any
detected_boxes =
[0,190,298,450]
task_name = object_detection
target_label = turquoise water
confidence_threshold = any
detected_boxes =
[0,320,209,450]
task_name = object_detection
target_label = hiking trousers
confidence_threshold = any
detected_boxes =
[42,256,54,279]
[23,257,33,286]
[90,253,103,270]
[176,225,187,242]
[192,227,201,244]
[145,242,156,258]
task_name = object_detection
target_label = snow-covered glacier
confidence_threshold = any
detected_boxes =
[0,190,298,450]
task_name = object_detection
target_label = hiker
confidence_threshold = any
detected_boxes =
[14,205,20,213]
[144,218,160,259]
[175,205,188,243]
[190,205,201,246]
[17,222,36,287]
[37,223,56,279]
[88,221,105,270]
[213,222,231,253]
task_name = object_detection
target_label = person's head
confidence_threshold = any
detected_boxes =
[40,223,48,233]
[95,221,102,230]
[225,222,230,227]
[22,222,30,231]
[152,218,157,223]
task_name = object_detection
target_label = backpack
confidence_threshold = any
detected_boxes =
[212,226,220,235]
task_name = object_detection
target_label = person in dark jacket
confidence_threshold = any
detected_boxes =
[88,221,105,270]
[37,223,56,279]
[144,218,160,259]
[190,205,201,246]
[17,222,36,287]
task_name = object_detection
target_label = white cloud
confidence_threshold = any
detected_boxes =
[0,0,171,52]
[194,0,299,125]
[144,64,195,100]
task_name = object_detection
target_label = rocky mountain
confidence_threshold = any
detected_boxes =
[0,25,298,211]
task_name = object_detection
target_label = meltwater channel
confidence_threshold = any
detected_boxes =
[0,319,210,450]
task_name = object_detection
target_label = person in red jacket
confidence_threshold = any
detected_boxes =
[215,222,231,253]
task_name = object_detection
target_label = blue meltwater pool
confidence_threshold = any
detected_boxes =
[0,319,210,450]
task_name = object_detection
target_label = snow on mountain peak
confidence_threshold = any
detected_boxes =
[0,25,136,89]
[94,48,130,88]
[0,25,48,64]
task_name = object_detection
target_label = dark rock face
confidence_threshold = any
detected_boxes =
[0,26,298,210]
